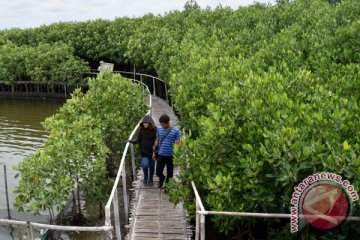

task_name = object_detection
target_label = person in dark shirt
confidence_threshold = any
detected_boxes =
[128,115,157,186]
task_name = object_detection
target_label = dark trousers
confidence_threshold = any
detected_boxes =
[156,155,173,183]
[141,156,155,183]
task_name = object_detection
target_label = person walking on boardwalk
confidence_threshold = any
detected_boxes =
[152,114,181,190]
[128,115,157,186]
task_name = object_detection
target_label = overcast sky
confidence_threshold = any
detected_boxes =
[0,0,276,30]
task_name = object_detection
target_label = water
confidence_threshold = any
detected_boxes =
[0,98,64,239]
[0,98,115,240]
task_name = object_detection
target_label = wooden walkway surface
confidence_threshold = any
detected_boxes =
[126,97,191,240]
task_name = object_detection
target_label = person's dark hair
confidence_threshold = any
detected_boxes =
[159,114,170,123]
[140,122,155,130]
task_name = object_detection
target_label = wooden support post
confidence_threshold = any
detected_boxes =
[17,225,25,239]
[107,230,113,240]
[122,167,129,224]
[165,83,169,103]
[200,214,205,240]
[130,144,136,181]
[3,165,11,220]
[113,189,122,240]
[152,77,156,96]
[149,95,152,117]
[27,221,34,240]
[195,201,200,240]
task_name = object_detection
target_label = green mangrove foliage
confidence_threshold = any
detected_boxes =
[0,18,137,67]
[13,72,148,220]
[0,42,89,85]
[164,1,360,239]
[4,0,360,238]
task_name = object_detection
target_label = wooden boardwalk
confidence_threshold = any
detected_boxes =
[126,97,191,240]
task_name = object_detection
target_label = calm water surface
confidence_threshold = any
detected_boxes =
[0,98,119,240]
[0,98,64,239]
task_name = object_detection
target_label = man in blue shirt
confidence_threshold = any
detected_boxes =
[152,114,181,190]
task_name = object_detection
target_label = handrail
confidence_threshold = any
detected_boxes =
[191,181,360,240]
[104,110,149,218]
[104,119,143,209]
[111,70,171,105]
[112,70,167,84]
[191,181,205,212]
[0,219,112,232]
[104,111,148,239]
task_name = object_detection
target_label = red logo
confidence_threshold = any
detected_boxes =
[301,183,349,230]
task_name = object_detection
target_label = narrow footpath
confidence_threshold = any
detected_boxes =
[126,96,191,240]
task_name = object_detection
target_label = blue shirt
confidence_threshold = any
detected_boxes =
[157,126,181,156]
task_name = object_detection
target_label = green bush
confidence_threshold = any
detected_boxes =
[14,72,148,219]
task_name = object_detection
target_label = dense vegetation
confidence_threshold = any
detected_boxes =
[0,42,89,85]
[13,72,148,222]
[3,0,360,238]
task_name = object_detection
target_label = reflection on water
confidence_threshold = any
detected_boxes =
[0,98,64,239]
[0,98,111,240]
[0,98,64,210]
[0,98,115,240]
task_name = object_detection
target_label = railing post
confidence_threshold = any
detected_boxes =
[107,229,113,240]
[105,205,112,240]
[192,181,206,240]
[27,221,34,240]
[113,189,122,240]
[200,214,205,240]
[3,165,11,219]
[18,225,25,239]
[122,167,129,224]
[164,83,169,103]
[152,77,156,96]
[140,75,145,91]
[130,144,136,181]
[195,201,200,240]
[149,97,152,117]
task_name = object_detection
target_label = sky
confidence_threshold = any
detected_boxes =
[0,0,276,30]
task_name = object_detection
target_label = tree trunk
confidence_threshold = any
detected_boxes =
[99,202,103,219]
[48,208,54,224]
[76,175,82,223]
[64,83,67,98]
[68,166,78,221]
[106,148,117,178]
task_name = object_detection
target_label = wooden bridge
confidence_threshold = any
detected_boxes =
[126,96,192,240]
